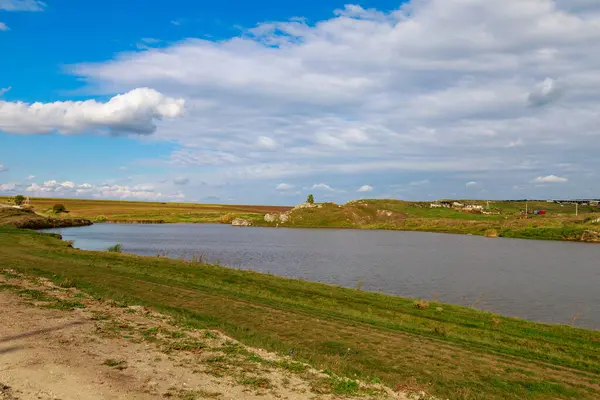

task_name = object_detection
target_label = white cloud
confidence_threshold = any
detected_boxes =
[276,183,294,190]
[466,181,478,187]
[0,88,185,135]
[24,179,185,201]
[26,174,35,180]
[528,78,564,107]
[533,175,568,183]
[0,183,19,192]
[0,163,6,172]
[0,87,10,96]
[409,180,429,186]
[256,136,278,150]
[173,177,189,185]
[0,0,45,11]
[54,0,600,200]
[0,22,9,31]
[311,183,334,191]
[357,184,373,192]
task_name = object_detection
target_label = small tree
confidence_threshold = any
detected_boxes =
[14,195,25,206]
[307,194,315,204]
[53,203,67,214]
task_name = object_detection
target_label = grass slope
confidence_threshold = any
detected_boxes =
[1,226,599,399]
[0,197,291,224]
[261,200,600,242]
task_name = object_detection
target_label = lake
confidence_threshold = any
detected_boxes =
[44,223,600,329]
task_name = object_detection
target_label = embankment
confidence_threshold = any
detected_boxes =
[0,207,92,230]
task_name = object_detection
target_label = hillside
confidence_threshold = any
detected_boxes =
[0,207,92,230]
[258,199,600,242]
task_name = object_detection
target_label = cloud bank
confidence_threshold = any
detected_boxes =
[0,88,185,135]
[0,0,46,12]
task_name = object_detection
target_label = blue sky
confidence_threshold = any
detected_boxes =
[1,0,600,204]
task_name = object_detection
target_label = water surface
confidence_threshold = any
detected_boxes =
[45,223,600,329]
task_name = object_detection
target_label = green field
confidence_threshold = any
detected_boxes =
[1,225,599,399]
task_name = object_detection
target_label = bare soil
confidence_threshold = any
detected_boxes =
[0,270,409,400]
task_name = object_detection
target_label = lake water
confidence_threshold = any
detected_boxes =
[44,223,600,329]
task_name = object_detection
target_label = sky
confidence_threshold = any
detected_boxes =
[1,0,600,205]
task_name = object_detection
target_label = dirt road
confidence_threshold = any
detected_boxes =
[0,270,409,400]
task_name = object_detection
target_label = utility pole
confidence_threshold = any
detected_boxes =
[525,201,528,217]
[576,202,578,217]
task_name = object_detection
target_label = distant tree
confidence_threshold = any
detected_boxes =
[307,194,315,204]
[53,203,67,214]
[14,195,25,206]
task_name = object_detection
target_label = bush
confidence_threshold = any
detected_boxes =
[219,213,235,224]
[94,215,108,222]
[53,204,67,214]
[107,244,123,253]
[307,194,315,204]
[14,195,25,206]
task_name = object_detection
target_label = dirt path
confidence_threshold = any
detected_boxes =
[0,270,412,400]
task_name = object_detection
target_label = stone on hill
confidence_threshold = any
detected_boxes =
[231,218,251,227]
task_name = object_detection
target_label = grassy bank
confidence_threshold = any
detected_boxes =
[2,196,600,242]
[257,200,600,243]
[1,226,599,399]
[0,197,290,224]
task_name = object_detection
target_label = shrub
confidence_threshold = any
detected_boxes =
[95,215,108,222]
[219,213,235,224]
[14,195,26,206]
[53,203,67,213]
[107,244,123,253]
[414,300,430,310]
[307,194,315,204]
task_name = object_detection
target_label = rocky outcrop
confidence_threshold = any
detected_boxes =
[293,202,320,210]
[581,230,600,242]
[376,210,393,217]
[264,213,278,223]
[264,212,291,224]
[232,218,252,227]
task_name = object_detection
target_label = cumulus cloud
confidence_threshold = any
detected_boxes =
[276,183,294,190]
[0,0,45,11]
[0,182,19,192]
[533,175,568,183]
[0,87,11,96]
[311,183,334,191]
[0,22,9,31]
[173,177,189,185]
[465,181,478,187]
[23,179,185,200]
[58,0,600,199]
[0,88,185,135]
[357,185,373,192]
[26,174,35,180]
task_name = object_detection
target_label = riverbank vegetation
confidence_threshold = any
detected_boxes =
[1,225,599,399]
[2,196,600,242]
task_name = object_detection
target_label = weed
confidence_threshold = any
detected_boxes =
[58,277,76,288]
[107,244,123,253]
[414,300,430,310]
[103,359,127,370]
[237,376,272,389]
[470,293,485,308]
[356,280,363,291]
[570,312,582,327]
[46,300,86,310]
[331,377,360,395]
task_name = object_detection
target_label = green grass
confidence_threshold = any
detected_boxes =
[1,226,599,399]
